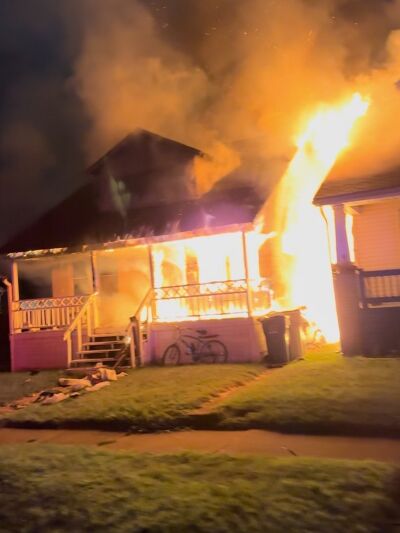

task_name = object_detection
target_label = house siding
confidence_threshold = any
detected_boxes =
[353,198,400,270]
[147,317,267,364]
[96,245,152,328]
[11,330,68,371]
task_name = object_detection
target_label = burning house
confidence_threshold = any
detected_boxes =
[0,130,271,371]
[1,92,399,372]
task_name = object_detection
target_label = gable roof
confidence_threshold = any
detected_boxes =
[0,130,262,255]
[314,166,400,205]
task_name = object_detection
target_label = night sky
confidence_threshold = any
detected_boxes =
[0,0,397,247]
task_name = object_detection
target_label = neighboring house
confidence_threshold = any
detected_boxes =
[314,168,400,356]
[0,130,268,371]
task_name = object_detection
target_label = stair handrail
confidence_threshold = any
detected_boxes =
[64,293,98,366]
[126,288,154,368]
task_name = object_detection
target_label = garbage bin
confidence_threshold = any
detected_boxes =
[261,309,304,366]
[286,309,304,361]
[261,315,289,366]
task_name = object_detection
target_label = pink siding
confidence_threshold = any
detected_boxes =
[353,198,400,270]
[146,317,267,365]
[11,330,68,371]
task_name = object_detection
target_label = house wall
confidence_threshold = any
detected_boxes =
[18,253,92,300]
[95,245,151,328]
[11,330,68,371]
[146,317,267,365]
[352,198,400,270]
[52,263,74,296]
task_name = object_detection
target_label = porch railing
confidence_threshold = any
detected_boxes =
[359,269,400,307]
[11,295,90,333]
[153,279,272,321]
[63,293,98,366]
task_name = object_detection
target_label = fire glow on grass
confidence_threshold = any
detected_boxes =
[256,92,370,342]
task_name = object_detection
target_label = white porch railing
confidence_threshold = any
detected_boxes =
[153,279,272,321]
[63,293,98,367]
[11,295,90,333]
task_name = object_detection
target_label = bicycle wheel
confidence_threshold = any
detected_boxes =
[162,344,181,365]
[205,340,228,363]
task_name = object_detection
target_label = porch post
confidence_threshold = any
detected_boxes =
[90,251,100,328]
[147,244,157,320]
[2,277,14,334]
[331,204,363,355]
[11,261,19,302]
[241,231,252,317]
[333,204,351,264]
[90,251,100,292]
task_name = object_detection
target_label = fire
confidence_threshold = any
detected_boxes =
[149,93,369,341]
[152,231,272,321]
[257,92,369,341]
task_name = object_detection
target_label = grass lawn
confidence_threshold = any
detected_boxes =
[0,444,398,533]
[1,365,263,430]
[214,346,400,436]
[0,370,62,406]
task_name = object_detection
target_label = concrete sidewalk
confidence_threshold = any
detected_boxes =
[1,427,399,462]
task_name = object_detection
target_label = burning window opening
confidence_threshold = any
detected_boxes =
[151,230,274,322]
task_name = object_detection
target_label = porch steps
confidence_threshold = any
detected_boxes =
[71,332,129,368]
[71,357,118,366]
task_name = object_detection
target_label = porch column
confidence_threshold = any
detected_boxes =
[90,252,100,328]
[90,251,100,293]
[11,261,19,302]
[333,204,351,264]
[331,204,363,355]
[241,231,252,317]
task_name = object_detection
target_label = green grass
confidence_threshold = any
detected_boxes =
[0,370,62,406]
[0,445,398,533]
[214,346,400,435]
[1,365,263,430]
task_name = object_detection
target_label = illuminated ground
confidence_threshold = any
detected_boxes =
[1,347,400,436]
[0,427,400,463]
[0,444,398,533]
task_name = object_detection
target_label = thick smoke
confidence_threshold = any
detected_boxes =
[73,0,400,192]
[1,0,400,249]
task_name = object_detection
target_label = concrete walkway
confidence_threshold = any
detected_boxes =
[1,428,400,462]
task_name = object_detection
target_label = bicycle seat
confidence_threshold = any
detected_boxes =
[196,329,207,335]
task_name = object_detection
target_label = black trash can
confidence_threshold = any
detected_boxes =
[261,315,289,366]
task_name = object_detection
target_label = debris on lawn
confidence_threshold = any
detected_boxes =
[0,364,126,413]
[41,392,68,405]
[86,381,111,392]
[58,378,91,391]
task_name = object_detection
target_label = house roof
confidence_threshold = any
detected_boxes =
[314,166,400,205]
[0,130,263,256]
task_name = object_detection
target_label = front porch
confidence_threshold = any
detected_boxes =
[6,224,272,370]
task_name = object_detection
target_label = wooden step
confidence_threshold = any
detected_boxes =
[82,341,126,349]
[71,357,117,366]
[90,334,126,342]
[77,348,122,356]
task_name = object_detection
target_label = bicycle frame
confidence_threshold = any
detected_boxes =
[173,327,216,361]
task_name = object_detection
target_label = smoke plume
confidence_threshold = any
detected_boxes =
[73,0,400,193]
[1,0,400,250]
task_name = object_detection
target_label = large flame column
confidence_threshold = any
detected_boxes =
[256,93,369,343]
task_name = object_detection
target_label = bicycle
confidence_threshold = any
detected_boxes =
[162,327,228,365]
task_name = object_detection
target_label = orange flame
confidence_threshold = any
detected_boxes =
[256,92,369,341]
